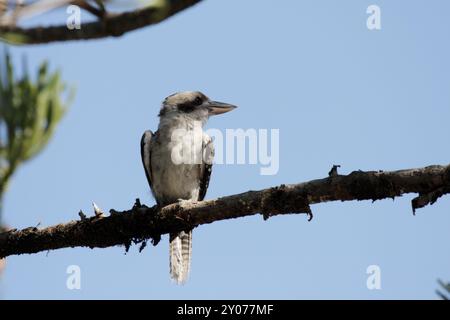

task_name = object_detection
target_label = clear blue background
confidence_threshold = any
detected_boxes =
[1,0,450,299]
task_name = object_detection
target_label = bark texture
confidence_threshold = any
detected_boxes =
[0,164,449,259]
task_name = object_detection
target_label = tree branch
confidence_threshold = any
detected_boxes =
[0,0,204,45]
[1,164,449,259]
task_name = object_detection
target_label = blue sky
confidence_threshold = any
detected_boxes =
[1,0,450,299]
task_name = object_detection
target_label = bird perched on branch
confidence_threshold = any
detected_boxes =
[141,91,237,284]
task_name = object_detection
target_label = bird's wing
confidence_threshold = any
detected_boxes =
[140,130,155,194]
[198,135,214,201]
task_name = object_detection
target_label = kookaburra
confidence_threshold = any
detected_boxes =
[140,91,237,284]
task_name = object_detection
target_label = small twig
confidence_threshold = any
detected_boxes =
[78,210,87,220]
[72,0,106,18]
[92,201,104,217]
[328,164,341,177]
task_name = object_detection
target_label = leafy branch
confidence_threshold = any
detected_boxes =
[0,51,73,219]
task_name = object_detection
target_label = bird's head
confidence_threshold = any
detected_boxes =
[159,91,237,123]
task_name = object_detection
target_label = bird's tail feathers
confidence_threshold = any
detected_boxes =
[169,230,192,284]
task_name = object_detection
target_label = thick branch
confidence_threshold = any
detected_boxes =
[1,164,449,258]
[0,0,204,44]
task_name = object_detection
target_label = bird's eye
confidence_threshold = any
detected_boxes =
[178,96,203,113]
[194,97,203,106]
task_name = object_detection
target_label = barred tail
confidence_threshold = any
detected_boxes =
[169,230,192,284]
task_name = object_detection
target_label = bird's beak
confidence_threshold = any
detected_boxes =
[206,100,237,116]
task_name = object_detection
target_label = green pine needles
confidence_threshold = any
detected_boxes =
[0,51,73,218]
